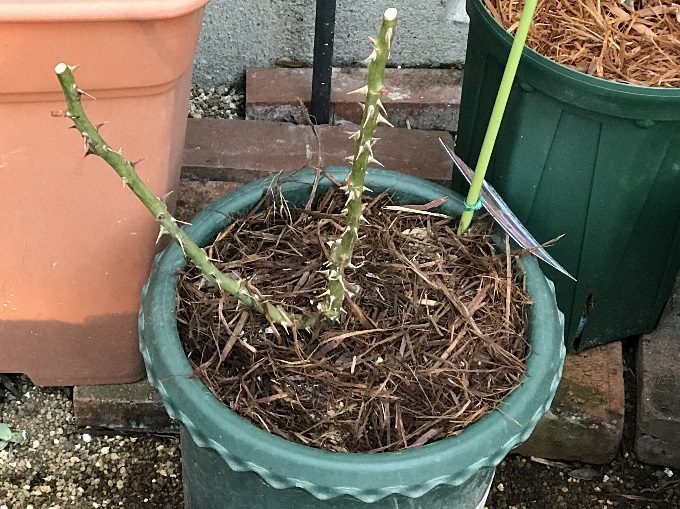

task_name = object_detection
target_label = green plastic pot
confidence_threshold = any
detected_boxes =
[139,168,565,508]
[457,0,680,351]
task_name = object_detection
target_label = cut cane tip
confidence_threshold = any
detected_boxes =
[384,8,398,21]
[55,63,68,74]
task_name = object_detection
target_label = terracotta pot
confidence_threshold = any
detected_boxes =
[0,0,208,385]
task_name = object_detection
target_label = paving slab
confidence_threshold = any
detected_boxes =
[245,67,463,131]
[635,278,680,468]
[181,118,453,185]
[516,341,625,464]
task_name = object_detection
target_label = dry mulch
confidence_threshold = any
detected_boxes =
[177,178,530,453]
[488,0,680,87]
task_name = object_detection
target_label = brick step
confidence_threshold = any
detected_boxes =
[516,341,624,464]
[635,278,680,468]
[245,67,463,132]
[181,118,454,185]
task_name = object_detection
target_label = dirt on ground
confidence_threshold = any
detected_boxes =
[488,338,680,509]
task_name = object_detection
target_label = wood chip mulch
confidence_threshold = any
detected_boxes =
[488,0,680,87]
[177,179,530,453]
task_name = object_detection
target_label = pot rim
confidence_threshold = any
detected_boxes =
[139,167,565,502]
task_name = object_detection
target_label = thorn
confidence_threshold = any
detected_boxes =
[363,105,375,124]
[344,155,354,163]
[95,121,109,131]
[77,88,97,101]
[347,85,368,96]
[68,64,80,73]
[367,155,384,167]
[81,133,92,154]
[376,99,388,116]
[346,130,361,141]
[368,36,377,47]
[362,140,374,158]
[131,158,145,168]
[359,103,366,112]
[178,238,188,257]
[386,27,394,49]
[377,114,394,127]
[364,50,377,65]
[156,225,169,244]
[51,109,66,117]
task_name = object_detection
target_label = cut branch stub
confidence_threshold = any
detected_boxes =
[322,8,398,322]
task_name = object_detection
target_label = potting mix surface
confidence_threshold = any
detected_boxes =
[177,180,530,453]
[488,0,680,87]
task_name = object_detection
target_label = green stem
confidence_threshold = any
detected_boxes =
[54,63,294,328]
[457,0,538,236]
[323,8,398,321]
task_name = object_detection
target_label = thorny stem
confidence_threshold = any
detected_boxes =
[322,8,398,322]
[54,63,295,328]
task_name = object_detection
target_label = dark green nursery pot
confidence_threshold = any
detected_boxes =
[457,0,680,351]
[139,168,565,508]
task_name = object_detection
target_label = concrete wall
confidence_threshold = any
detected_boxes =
[193,0,470,86]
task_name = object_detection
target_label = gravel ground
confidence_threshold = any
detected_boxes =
[0,378,182,509]
[188,84,243,120]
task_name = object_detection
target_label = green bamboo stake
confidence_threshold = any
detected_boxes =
[321,8,398,321]
[457,0,538,236]
[54,63,295,328]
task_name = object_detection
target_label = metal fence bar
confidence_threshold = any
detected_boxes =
[310,0,337,124]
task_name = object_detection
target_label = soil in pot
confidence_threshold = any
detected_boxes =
[487,0,680,86]
[176,180,530,453]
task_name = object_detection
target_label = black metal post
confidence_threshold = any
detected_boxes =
[310,0,337,124]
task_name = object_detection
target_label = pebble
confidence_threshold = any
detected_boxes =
[189,84,243,120]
